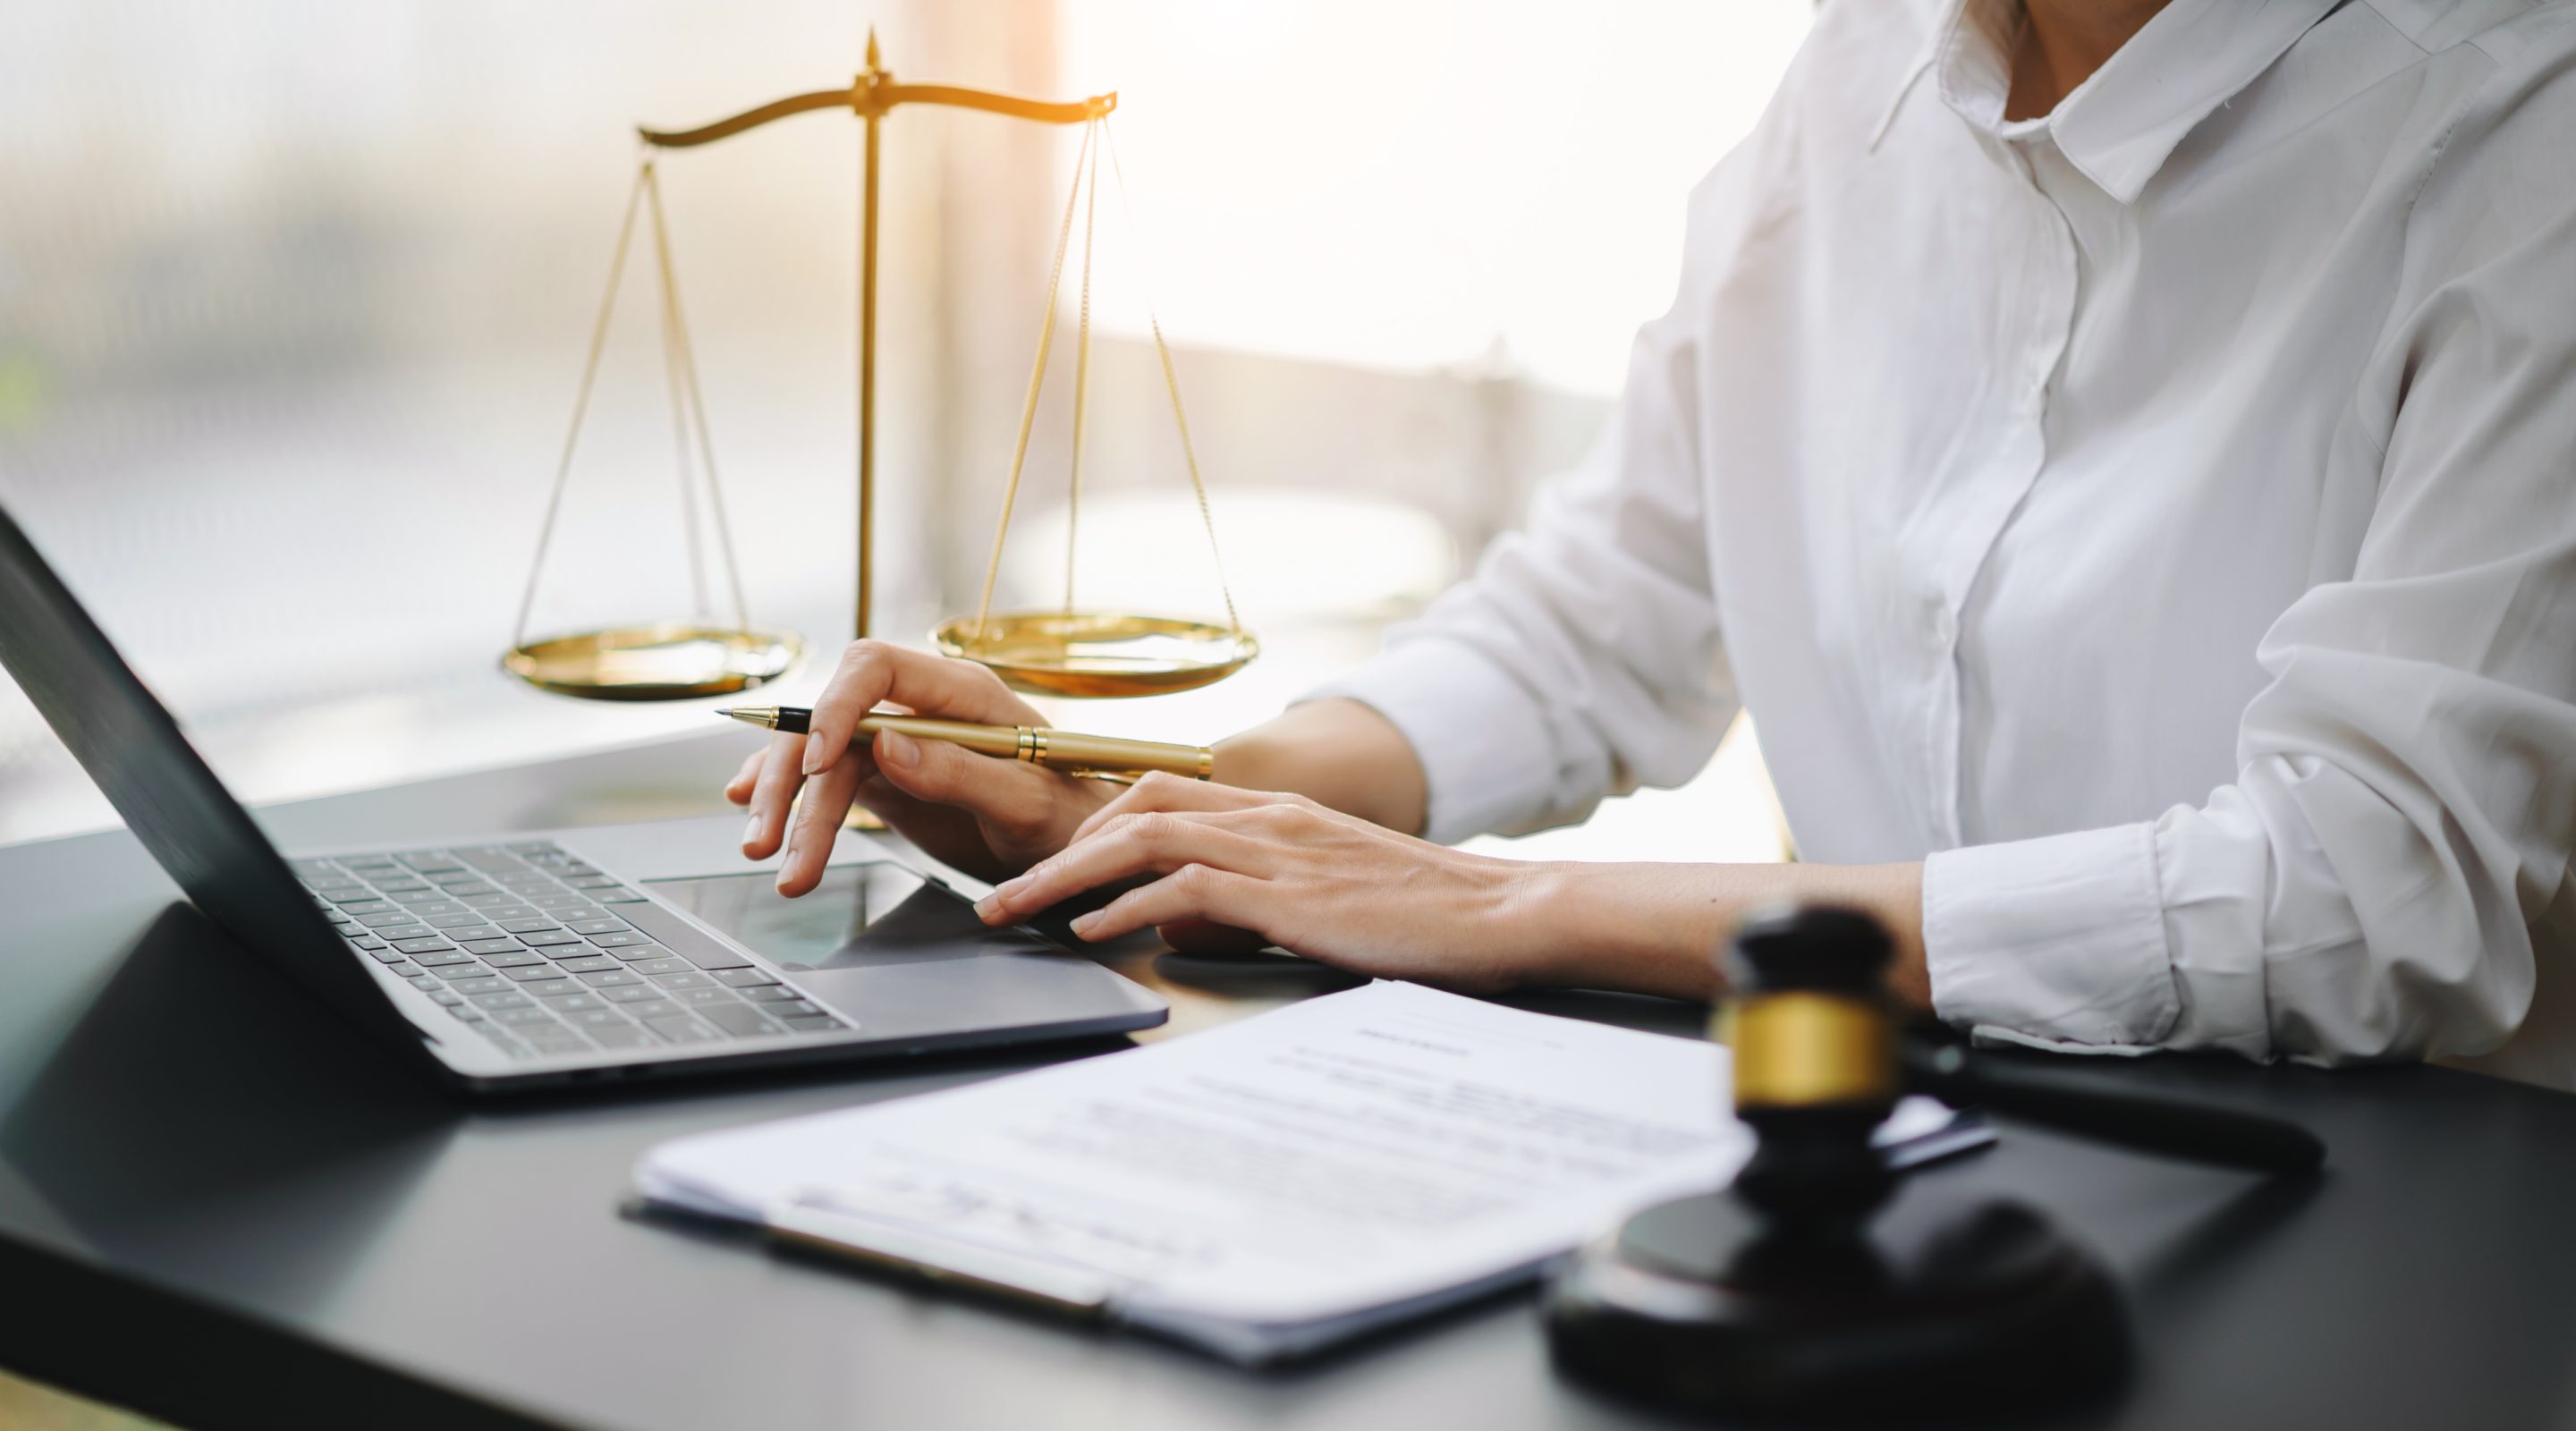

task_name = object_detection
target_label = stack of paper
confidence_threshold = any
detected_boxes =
[634,981,1984,1365]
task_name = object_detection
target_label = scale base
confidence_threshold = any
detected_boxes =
[1545,1189,2127,1422]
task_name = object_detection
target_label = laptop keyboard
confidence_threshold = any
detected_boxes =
[293,841,850,1063]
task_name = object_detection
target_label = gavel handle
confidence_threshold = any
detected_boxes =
[1902,1043,2326,1175]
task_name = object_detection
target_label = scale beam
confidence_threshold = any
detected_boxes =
[638,82,1114,149]
[629,30,1111,644]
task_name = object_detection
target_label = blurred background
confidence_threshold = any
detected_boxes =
[0,0,1807,862]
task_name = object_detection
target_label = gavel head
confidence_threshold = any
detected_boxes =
[1723,905,1902,1233]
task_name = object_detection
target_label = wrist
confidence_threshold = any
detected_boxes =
[1506,860,1741,1001]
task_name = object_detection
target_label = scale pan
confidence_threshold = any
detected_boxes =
[933,612,1257,699]
[503,623,802,701]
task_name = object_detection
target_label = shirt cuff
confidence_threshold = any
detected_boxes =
[1303,638,1557,845]
[1922,822,2182,1049]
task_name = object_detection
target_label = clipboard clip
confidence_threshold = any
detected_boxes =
[766,1196,1122,1322]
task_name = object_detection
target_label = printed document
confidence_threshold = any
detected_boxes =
[634,981,1979,1363]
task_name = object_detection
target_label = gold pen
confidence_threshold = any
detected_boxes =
[716,707,1214,781]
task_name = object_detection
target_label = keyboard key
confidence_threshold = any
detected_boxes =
[433,961,494,981]
[771,999,825,1018]
[490,1005,560,1027]
[480,950,546,969]
[520,929,581,946]
[439,881,498,896]
[360,947,408,965]
[470,990,534,1010]
[527,893,597,910]
[460,890,519,906]
[394,936,459,954]
[450,975,507,995]
[332,898,395,914]
[716,968,782,988]
[781,1014,849,1034]
[673,986,738,1008]
[700,1003,783,1037]
[410,903,471,919]
[547,993,606,1012]
[506,841,563,855]
[600,985,670,1005]
[380,962,422,979]
[640,1015,723,1045]
[561,1007,629,1029]
[579,969,643,988]
[522,1031,596,1056]
[427,912,494,930]
[669,943,753,971]
[530,980,589,1000]
[564,875,622,889]
[502,963,572,983]
[552,955,621,974]
[360,910,428,928]
[410,950,475,969]
[587,1025,658,1049]
[428,989,466,1007]
[348,935,388,951]
[583,930,649,949]
[399,855,467,875]
[387,888,451,905]
[446,1002,484,1020]
[652,970,716,990]
[404,973,443,992]
[460,938,521,956]
[564,916,629,935]
[601,948,670,967]
[595,889,650,904]
[497,918,561,935]
[740,985,806,1003]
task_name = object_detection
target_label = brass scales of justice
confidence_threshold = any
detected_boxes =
[502,30,1256,703]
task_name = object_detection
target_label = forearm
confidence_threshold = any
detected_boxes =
[1515,859,1928,1005]
[1211,698,1431,835]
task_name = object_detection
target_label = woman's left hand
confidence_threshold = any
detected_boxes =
[971,773,1557,993]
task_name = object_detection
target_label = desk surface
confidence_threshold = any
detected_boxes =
[3,732,2573,1431]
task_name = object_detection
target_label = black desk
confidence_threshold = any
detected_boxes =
[4,732,2572,1430]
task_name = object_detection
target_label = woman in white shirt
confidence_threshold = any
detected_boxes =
[730,0,2576,1088]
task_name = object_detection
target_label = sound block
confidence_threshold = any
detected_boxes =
[1545,1188,2127,1421]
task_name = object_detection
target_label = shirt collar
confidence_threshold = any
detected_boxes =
[1869,0,2347,204]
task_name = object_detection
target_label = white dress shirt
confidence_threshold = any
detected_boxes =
[1315,0,2576,1087]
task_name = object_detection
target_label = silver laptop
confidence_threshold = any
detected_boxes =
[0,499,1167,1094]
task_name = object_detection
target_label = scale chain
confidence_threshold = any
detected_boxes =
[512,165,650,649]
[645,164,754,635]
[972,118,1099,641]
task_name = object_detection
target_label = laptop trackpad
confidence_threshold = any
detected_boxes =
[647,863,1052,971]
[647,864,1142,1037]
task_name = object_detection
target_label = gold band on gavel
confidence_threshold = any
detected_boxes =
[1727,992,1897,1109]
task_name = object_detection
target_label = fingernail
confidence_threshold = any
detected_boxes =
[743,816,764,847]
[801,748,826,776]
[876,730,918,769]
[1070,911,1103,937]
[993,875,1030,901]
[973,894,1001,921]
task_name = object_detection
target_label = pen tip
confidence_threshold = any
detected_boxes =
[713,708,735,718]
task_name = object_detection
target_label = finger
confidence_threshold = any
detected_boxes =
[776,754,866,896]
[978,811,1279,923]
[870,727,1066,844]
[801,639,1041,778]
[1068,771,1287,844]
[742,730,809,859]
[1066,864,1268,944]
[724,749,766,807]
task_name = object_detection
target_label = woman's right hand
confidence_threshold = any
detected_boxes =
[724,640,1122,894]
